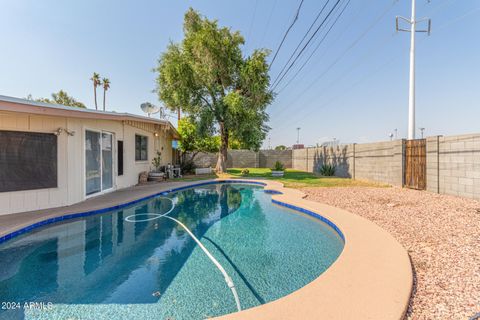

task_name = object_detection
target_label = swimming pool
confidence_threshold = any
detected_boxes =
[0,182,344,319]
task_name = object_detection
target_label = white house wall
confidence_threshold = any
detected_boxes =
[0,111,174,215]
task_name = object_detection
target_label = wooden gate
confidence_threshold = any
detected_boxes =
[403,139,427,190]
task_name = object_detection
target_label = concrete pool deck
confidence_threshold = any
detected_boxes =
[0,179,413,320]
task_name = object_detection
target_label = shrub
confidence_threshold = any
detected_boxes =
[319,164,335,176]
[241,168,249,176]
[151,151,162,172]
[272,161,285,171]
[180,160,196,174]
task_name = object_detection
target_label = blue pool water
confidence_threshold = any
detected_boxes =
[0,183,344,320]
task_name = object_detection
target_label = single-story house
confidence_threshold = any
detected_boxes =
[0,95,179,215]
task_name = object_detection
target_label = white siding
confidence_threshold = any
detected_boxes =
[0,111,175,215]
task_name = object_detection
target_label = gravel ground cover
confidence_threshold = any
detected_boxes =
[303,186,480,320]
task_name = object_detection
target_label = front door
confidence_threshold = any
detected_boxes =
[85,130,114,196]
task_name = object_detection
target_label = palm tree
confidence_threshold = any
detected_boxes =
[90,72,101,110]
[102,77,110,111]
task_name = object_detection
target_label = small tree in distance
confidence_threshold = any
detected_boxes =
[90,72,101,110]
[31,90,86,108]
[155,8,273,173]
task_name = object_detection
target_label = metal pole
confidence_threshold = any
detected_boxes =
[396,1,430,141]
[408,0,416,140]
[296,127,301,144]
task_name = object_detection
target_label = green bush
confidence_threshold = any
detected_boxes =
[319,164,335,176]
[272,161,285,171]
[180,160,196,174]
[241,168,249,176]
[151,151,162,172]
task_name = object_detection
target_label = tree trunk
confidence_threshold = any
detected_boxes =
[177,108,181,122]
[103,89,106,111]
[215,121,228,173]
[94,87,98,110]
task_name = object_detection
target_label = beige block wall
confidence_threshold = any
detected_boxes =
[292,146,354,178]
[427,133,480,200]
[0,111,174,215]
[259,150,292,168]
[292,141,403,185]
[353,140,403,186]
[190,149,292,169]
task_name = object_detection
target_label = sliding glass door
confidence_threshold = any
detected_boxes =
[85,130,114,196]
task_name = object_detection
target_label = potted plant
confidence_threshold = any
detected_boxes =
[271,161,285,177]
[149,151,165,181]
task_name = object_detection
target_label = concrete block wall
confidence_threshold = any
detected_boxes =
[292,140,403,185]
[292,145,354,178]
[353,140,404,186]
[190,149,292,169]
[191,152,219,168]
[228,150,259,168]
[189,133,480,201]
[427,133,480,200]
[259,150,293,168]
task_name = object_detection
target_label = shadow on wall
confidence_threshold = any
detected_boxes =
[313,146,351,178]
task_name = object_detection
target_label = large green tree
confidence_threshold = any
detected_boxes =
[155,8,273,172]
[177,117,219,161]
[32,90,86,108]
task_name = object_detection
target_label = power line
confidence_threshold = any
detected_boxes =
[274,50,405,132]
[270,0,399,121]
[269,0,305,69]
[271,31,397,123]
[270,0,342,91]
[259,0,278,46]
[434,5,480,31]
[269,2,480,141]
[269,0,331,87]
[272,2,479,134]
[276,0,352,94]
[247,0,260,49]
[274,1,375,95]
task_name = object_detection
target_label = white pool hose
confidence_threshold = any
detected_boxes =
[124,197,242,312]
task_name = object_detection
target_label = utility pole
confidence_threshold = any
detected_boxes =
[296,127,301,144]
[396,0,431,140]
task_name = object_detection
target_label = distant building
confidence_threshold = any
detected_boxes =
[292,144,304,150]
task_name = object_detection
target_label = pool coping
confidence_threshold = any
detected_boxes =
[217,180,413,320]
[0,179,413,320]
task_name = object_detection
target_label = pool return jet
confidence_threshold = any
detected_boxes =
[124,197,242,312]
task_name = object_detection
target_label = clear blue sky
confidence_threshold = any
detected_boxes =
[1,0,479,148]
